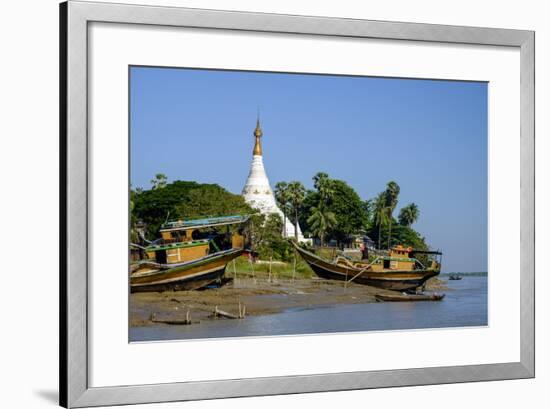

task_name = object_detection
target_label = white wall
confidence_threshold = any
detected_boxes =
[0,0,547,408]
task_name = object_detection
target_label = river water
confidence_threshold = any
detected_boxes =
[131,275,487,342]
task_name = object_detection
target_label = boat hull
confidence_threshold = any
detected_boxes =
[295,245,439,292]
[130,248,243,292]
[375,293,445,302]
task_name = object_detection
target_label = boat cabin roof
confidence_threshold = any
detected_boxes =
[410,249,443,255]
[160,215,249,232]
[146,239,210,252]
[391,245,443,256]
[380,256,419,262]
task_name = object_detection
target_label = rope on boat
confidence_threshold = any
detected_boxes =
[346,256,380,285]
[130,243,148,250]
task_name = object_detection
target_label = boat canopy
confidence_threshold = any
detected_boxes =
[410,249,443,255]
[160,215,249,232]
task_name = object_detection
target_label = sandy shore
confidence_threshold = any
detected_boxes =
[130,276,447,327]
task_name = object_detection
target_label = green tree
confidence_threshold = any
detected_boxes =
[398,203,420,227]
[274,181,290,237]
[299,175,367,246]
[242,213,293,261]
[150,173,167,190]
[286,181,306,240]
[133,180,254,239]
[175,185,253,220]
[373,192,389,249]
[129,188,139,243]
[362,199,374,230]
[369,222,428,257]
[255,213,293,261]
[313,172,335,204]
[327,179,369,245]
[384,181,400,249]
[297,189,319,237]
[307,206,337,247]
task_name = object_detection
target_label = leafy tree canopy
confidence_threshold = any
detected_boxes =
[250,213,293,261]
[299,178,368,243]
[328,179,369,241]
[133,180,254,239]
[368,219,428,252]
[398,203,420,227]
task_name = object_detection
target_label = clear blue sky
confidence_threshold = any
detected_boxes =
[130,66,487,273]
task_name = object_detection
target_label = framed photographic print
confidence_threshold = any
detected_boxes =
[60,1,534,407]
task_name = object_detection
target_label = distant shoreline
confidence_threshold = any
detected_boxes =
[441,272,488,276]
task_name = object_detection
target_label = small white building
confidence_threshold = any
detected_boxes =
[242,119,306,242]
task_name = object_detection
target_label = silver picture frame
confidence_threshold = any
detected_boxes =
[60,1,535,407]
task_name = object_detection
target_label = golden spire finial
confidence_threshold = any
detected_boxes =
[253,114,263,156]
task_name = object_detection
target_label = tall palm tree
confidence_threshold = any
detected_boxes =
[398,203,419,227]
[313,172,329,189]
[313,172,335,204]
[307,206,337,247]
[274,181,290,237]
[286,181,306,240]
[150,173,167,190]
[373,192,389,249]
[384,181,400,249]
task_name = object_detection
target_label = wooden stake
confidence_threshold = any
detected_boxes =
[268,256,272,283]
[344,268,349,289]
[249,255,256,284]
[292,251,297,282]
[213,306,240,319]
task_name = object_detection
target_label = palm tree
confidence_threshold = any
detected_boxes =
[150,173,167,190]
[373,192,389,249]
[313,172,335,204]
[307,206,337,247]
[286,181,306,240]
[129,191,138,243]
[398,203,419,227]
[384,181,400,249]
[313,172,329,189]
[274,182,290,237]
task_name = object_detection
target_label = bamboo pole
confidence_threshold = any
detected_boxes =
[344,268,348,289]
[213,306,240,319]
[292,251,297,282]
[249,255,256,284]
[268,255,272,283]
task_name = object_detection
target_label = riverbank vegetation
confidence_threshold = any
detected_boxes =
[131,171,433,264]
[276,172,429,253]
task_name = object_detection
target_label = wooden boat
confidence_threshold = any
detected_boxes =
[130,215,248,292]
[375,293,445,302]
[292,242,442,292]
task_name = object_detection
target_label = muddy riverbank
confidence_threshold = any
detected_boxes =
[130,276,447,327]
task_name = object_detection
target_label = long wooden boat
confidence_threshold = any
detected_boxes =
[131,248,244,292]
[292,242,442,292]
[130,215,248,292]
[375,293,445,302]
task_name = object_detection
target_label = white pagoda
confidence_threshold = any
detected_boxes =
[242,119,305,241]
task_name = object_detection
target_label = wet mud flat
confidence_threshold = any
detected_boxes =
[130,276,447,327]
